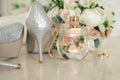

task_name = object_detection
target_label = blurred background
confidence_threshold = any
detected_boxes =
[0,0,120,34]
[0,0,51,16]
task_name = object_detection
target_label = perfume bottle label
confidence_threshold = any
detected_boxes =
[65,28,82,37]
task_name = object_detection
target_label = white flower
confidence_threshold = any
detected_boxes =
[81,9,102,28]
[64,0,75,9]
[47,7,59,18]
[96,7,105,16]
[70,10,75,16]
[69,9,81,16]
[98,25,105,33]
[60,9,70,22]
[68,43,85,54]
[63,35,73,46]
[79,0,91,7]
[68,44,80,54]
[74,8,81,15]
[78,43,86,52]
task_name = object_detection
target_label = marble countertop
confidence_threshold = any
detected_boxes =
[0,35,120,80]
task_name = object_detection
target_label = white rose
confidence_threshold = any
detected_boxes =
[70,10,75,16]
[69,9,81,16]
[74,8,81,15]
[64,0,75,9]
[68,44,79,54]
[79,0,91,7]
[96,7,105,16]
[98,25,105,33]
[60,9,70,22]
[81,9,102,28]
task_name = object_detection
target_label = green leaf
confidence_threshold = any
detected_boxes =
[78,36,84,43]
[94,39,100,48]
[44,3,52,13]
[76,42,79,47]
[76,36,85,47]
[52,34,59,49]
[112,12,115,15]
[12,3,20,9]
[78,5,87,13]
[94,26,100,32]
[79,21,86,26]
[43,6,49,13]
[75,1,87,13]
[103,19,109,29]
[62,54,70,60]
[90,2,96,8]
[89,2,104,10]
[12,3,25,9]
[51,0,64,9]
[31,0,36,3]
[94,4,99,7]
[110,26,113,28]
[89,2,99,8]
[52,15,64,24]
[100,6,104,10]
[52,0,57,3]
[62,45,71,51]
[63,46,67,51]
[49,4,57,10]
[58,0,64,9]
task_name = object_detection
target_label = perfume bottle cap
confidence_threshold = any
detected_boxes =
[69,16,79,28]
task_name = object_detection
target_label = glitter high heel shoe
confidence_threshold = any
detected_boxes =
[26,1,52,63]
[0,23,24,68]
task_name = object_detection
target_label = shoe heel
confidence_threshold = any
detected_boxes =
[27,31,38,54]
[26,1,52,63]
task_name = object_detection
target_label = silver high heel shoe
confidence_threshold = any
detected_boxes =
[26,1,52,63]
[0,23,24,68]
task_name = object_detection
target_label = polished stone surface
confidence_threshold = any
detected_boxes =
[0,35,120,80]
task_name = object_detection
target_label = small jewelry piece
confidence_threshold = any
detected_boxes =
[98,52,110,59]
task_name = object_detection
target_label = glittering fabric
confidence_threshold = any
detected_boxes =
[26,1,51,31]
[0,23,23,44]
[26,1,52,53]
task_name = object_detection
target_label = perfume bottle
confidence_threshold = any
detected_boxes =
[57,16,89,60]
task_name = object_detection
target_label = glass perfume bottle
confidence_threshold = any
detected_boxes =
[57,16,89,60]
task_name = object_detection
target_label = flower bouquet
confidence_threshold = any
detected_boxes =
[47,0,115,59]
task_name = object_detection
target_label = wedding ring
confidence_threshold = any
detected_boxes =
[98,52,110,59]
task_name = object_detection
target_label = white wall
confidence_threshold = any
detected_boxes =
[0,0,1,16]
[0,0,51,16]
[0,0,30,16]
[107,0,120,31]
